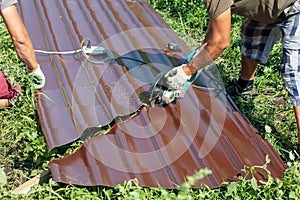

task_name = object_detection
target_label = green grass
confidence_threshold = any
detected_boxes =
[1,0,300,199]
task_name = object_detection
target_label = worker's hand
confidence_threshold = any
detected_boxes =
[28,65,45,90]
[164,64,191,90]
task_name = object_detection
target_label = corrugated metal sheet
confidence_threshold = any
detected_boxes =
[19,0,190,149]
[50,89,285,188]
[18,0,286,188]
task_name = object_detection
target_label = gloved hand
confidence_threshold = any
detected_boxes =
[28,65,46,90]
[164,64,191,90]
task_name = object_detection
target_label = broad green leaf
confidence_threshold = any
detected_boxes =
[250,177,258,190]
[289,191,297,199]
[227,182,238,195]
[0,168,7,187]
[264,125,272,133]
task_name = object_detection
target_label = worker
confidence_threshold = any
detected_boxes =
[164,0,300,161]
[0,0,45,106]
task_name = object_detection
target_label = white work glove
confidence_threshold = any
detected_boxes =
[164,64,191,90]
[28,65,46,90]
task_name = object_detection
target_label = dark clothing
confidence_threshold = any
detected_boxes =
[204,0,297,23]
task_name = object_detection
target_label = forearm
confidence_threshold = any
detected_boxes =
[182,8,231,76]
[181,39,227,76]
[12,34,38,72]
[1,5,39,72]
[188,43,222,71]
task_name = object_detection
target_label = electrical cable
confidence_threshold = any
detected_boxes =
[34,49,82,54]
[113,56,147,65]
[33,38,218,103]
[33,38,153,66]
[33,38,90,55]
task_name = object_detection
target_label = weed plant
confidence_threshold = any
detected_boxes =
[0,0,300,199]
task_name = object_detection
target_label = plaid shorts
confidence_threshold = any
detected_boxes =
[242,11,300,106]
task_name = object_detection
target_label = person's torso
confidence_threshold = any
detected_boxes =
[204,0,297,23]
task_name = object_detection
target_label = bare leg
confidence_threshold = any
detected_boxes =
[0,99,8,107]
[240,55,258,80]
[0,5,38,72]
[294,106,300,144]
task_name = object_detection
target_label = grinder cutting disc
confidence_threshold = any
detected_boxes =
[139,71,168,107]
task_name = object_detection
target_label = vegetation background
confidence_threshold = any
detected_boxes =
[0,0,299,199]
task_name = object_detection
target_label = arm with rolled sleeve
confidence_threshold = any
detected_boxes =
[165,3,232,89]
[0,2,45,89]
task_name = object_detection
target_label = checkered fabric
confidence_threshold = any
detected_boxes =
[241,2,300,105]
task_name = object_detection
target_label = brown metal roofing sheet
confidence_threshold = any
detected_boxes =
[18,0,286,188]
[19,0,190,149]
[49,89,285,188]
